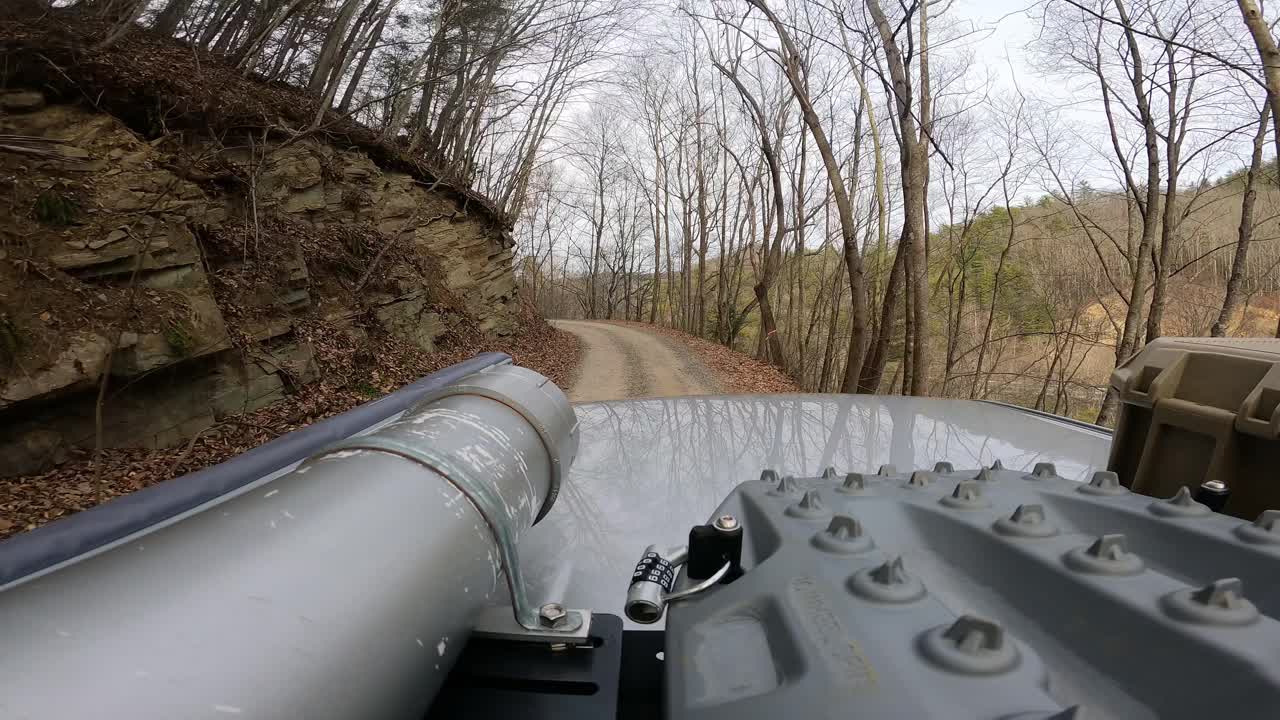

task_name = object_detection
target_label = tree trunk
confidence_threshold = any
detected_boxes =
[1238,0,1280,160]
[971,204,1016,399]
[902,250,914,394]
[199,0,243,51]
[318,0,378,99]
[209,1,249,55]
[1096,0,1161,426]
[1146,39,1195,343]
[711,57,789,369]
[820,260,844,392]
[650,145,664,324]
[746,0,869,389]
[858,242,906,393]
[909,0,933,396]
[151,0,195,35]
[1212,102,1270,337]
[380,51,430,142]
[866,0,929,396]
[233,0,310,71]
[94,0,150,49]
[338,1,396,113]
[265,18,304,80]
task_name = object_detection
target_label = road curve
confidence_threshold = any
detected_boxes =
[551,320,722,402]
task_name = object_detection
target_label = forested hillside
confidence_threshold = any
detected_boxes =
[517,0,1280,424]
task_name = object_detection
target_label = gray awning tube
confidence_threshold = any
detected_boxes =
[0,351,511,587]
[0,361,578,719]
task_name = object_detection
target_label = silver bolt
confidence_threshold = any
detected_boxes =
[1202,479,1227,493]
[539,602,568,628]
[714,514,739,532]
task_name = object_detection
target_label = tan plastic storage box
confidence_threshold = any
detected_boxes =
[1108,337,1280,519]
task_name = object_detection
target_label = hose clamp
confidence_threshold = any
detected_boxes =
[326,364,584,636]
[413,363,579,524]
[328,432,586,635]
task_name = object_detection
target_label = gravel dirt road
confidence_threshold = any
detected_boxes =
[551,320,722,401]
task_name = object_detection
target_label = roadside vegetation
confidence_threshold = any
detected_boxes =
[517,0,1280,424]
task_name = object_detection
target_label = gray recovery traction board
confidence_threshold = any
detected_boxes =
[663,464,1280,720]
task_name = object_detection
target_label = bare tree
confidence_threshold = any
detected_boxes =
[740,0,872,391]
[1237,0,1280,158]
[865,0,933,396]
[710,48,790,369]
[1212,101,1271,335]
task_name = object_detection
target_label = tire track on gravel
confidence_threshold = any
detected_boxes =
[550,320,722,402]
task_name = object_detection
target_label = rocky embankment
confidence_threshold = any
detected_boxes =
[0,87,520,476]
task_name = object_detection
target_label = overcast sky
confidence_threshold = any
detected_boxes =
[952,0,1265,188]
[957,0,1039,87]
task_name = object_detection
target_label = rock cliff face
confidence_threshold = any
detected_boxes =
[0,90,519,475]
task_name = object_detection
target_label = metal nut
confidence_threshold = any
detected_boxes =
[714,514,739,531]
[538,602,568,628]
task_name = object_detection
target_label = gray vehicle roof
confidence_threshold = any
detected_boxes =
[519,394,1112,626]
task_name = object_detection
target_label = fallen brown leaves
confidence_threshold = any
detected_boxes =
[611,321,799,394]
[504,309,581,392]
[0,298,581,541]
